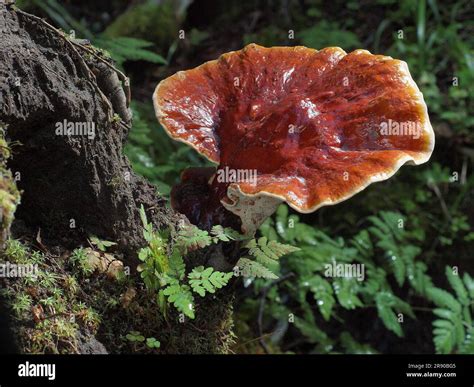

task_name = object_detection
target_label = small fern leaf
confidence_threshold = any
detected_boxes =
[427,287,462,313]
[188,266,233,297]
[445,266,469,306]
[209,271,233,289]
[375,292,403,337]
[432,319,456,354]
[162,282,195,319]
[307,276,335,321]
[267,240,300,257]
[236,258,278,279]
[463,273,474,299]
[169,249,185,280]
[210,225,245,242]
[459,327,474,354]
[176,225,212,254]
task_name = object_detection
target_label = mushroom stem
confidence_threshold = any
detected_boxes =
[222,185,283,235]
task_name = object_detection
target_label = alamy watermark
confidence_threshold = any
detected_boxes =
[216,166,257,185]
[18,361,55,381]
[380,119,422,139]
[0,261,38,279]
[324,261,365,282]
[55,119,95,140]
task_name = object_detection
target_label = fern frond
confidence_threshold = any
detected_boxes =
[445,266,469,306]
[162,281,195,319]
[169,249,185,281]
[188,266,233,297]
[459,326,474,354]
[236,258,278,279]
[307,275,335,321]
[246,237,299,269]
[375,291,414,337]
[139,205,153,242]
[175,225,212,254]
[432,320,456,354]
[427,287,462,313]
[463,273,474,299]
[95,36,167,67]
[210,225,246,242]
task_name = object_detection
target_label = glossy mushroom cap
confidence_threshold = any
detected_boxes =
[154,44,434,233]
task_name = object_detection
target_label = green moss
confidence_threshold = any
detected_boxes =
[2,235,236,354]
[0,127,20,247]
[4,239,29,263]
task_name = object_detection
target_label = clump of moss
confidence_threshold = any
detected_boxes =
[1,236,236,354]
[0,125,20,247]
[0,240,103,353]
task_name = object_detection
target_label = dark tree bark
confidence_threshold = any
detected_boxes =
[0,4,170,255]
[0,4,235,354]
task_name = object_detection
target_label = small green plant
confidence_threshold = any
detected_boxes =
[125,331,161,351]
[137,206,235,319]
[4,239,28,263]
[70,248,94,276]
[137,205,298,319]
[12,293,32,317]
[146,337,161,349]
[39,270,60,288]
[235,237,300,280]
[428,267,474,354]
[188,266,233,297]
[126,330,145,343]
[89,236,117,252]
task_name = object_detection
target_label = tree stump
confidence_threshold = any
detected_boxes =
[0,3,235,354]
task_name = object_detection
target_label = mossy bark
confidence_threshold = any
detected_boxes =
[0,126,20,247]
[0,4,234,354]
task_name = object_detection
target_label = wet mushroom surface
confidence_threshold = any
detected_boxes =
[154,44,434,233]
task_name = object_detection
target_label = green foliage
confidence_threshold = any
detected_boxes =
[126,331,161,351]
[94,37,167,68]
[70,248,94,276]
[17,0,92,39]
[12,293,32,317]
[306,275,335,321]
[137,206,239,319]
[4,239,29,263]
[238,205,473,354]
[146,337,161,349]
[137,206,300,319]
[102,0,179,49]
[188,266,233,297]
[175,225,213,254]
[235,258,278,280]
[427,267,474,354]
[381,0,474,136]
[375,292,414,337]
[162,280,195,319]
[210,225,246,242]
[126,331,145,343]
[299,21,361,50]
[339,332,378,354]
[89,235,117,252]
[236,237,299,279]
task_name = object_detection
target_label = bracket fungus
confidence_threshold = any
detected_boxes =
[153,44,434,235]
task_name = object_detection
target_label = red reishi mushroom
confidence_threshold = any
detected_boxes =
[153,44,435,234]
